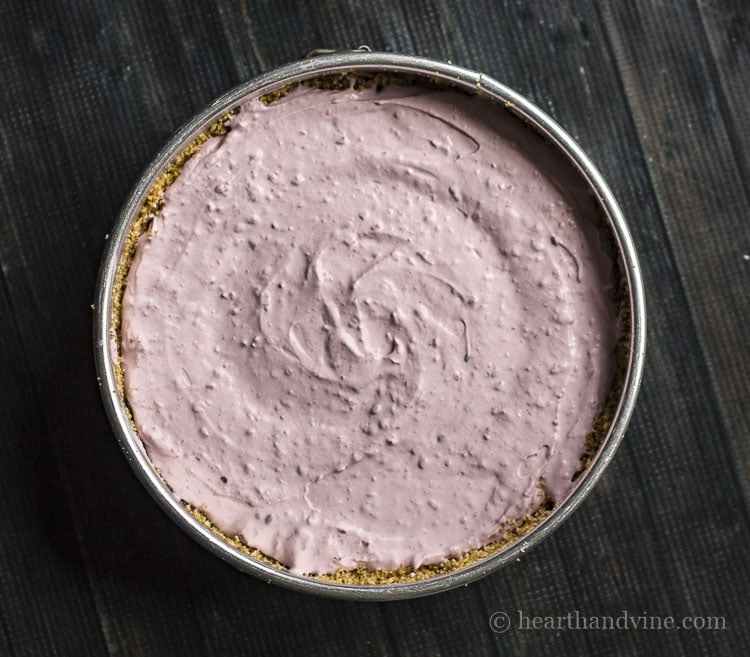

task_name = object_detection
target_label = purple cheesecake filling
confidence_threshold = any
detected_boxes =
[121,83,620,575]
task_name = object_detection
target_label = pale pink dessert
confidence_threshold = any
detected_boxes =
[120,82,620,575]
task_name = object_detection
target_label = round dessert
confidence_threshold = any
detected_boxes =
[119,78,621,578]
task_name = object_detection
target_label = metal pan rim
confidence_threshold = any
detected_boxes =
[94,51,646,601]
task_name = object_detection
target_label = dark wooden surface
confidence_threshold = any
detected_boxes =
[1,1,748,655]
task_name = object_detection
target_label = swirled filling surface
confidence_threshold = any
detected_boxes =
[121,82,620,574]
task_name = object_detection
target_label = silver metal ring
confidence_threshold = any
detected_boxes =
[94,51,646,601]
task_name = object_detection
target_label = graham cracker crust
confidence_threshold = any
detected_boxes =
[111,73,629,585]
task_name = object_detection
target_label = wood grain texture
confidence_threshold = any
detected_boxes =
[0,0,748,655]
[601,0,750,510]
